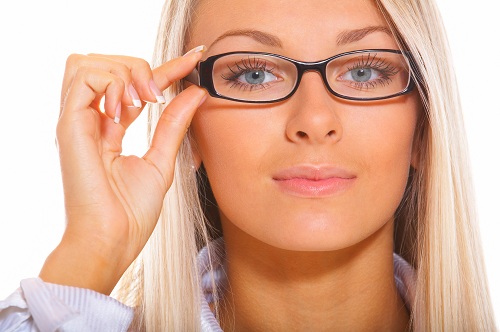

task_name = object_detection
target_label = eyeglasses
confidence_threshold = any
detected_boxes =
[185,49,414,103]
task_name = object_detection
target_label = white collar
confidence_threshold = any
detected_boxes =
[197,238,416,332]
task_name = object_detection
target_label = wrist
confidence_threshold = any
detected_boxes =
[39,235,127,295]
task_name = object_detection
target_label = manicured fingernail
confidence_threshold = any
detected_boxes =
[183,45,206,57]
[128,85,142,108]
[114,102,121,124]
[149,80,166,103]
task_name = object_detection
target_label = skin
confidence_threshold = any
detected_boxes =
[40,53,208,293]
[188,0,419,330]
[40,0,419,330]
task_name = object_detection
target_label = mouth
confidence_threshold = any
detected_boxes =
[272,165,356,197]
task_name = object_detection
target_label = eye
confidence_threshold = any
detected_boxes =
[220,56,282,90]
[238,70,277,85]
[334,53,401,90]
[214,53,297,101]
[343,68,381,83]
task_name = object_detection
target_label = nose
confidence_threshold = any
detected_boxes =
[285,72,343,144]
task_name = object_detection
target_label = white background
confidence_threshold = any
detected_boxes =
[0,0,498,324]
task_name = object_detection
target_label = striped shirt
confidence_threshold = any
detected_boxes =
[0,239,416,331]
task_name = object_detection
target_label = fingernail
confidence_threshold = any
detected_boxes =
[128,85,142,108]
[183,45,206,57]
[114,102,121,124]
[149,80,166,104]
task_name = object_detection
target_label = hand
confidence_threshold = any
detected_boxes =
[39,50,206,294]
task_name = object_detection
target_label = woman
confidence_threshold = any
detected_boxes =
[0,0,496,330]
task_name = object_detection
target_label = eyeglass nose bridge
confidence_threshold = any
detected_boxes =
[289,60,334,100]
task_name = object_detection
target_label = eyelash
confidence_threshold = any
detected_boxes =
[220,57,276,90]
[218,53,401,91]
[345,53,400,90]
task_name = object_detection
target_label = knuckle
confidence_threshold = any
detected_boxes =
[128,58,153,80]
[134,58,152,71]
[115,61,129,73]
[65,53,84,69]
[74,65,91,80]
[110,62,133,83]
[114,76,126,90]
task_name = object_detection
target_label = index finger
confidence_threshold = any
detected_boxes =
[152,45,206,91]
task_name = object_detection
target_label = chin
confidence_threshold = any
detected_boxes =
[254,214,381,252]
[266,234,360,252]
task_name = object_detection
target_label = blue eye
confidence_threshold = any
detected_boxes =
[344,68,380,83]
[220,56,281,90]
[337,53,400,90]
[239,70,277,85]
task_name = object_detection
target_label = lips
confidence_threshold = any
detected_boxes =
[272,165,356,197]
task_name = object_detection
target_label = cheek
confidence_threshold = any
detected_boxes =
[350,98,419,220]
[190,96,420,251]
[190,103,276,202]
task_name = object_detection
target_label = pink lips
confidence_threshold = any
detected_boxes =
[272,165,356,197]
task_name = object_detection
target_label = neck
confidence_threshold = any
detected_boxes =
[218,220,409,331]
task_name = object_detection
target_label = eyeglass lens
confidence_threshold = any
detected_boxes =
[211,51,410,102]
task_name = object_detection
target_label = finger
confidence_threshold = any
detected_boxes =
[62,54,133,105]
[87,54,158,104]
[104,50,206,128]
[57,68,126,209]
[143,85,207,184]
[60,67,124,136]
[151,46,206,92]
[62,54,159,127]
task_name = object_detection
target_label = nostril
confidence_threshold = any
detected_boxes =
[297,131,308,138]
[326,130,335,137]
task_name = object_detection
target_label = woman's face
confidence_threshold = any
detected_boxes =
[187,0,420,251]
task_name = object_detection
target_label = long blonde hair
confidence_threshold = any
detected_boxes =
[115,0,497,330]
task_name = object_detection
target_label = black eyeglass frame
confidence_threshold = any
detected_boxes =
[185,49,415,103]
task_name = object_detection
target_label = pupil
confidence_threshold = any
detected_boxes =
[245,70,265,84]
[353,68,371,82]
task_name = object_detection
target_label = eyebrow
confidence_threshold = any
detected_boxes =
[336,26,392,46]
[208,25,392,50]
[209,29,283,49]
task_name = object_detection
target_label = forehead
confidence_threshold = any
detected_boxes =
[189,0,392,58]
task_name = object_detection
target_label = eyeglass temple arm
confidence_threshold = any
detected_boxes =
[184,68,200,86]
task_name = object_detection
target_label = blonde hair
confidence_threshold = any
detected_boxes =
[376,0,496,330]
[115,0,497,330]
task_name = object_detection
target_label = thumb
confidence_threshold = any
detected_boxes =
[143,85,207,184]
